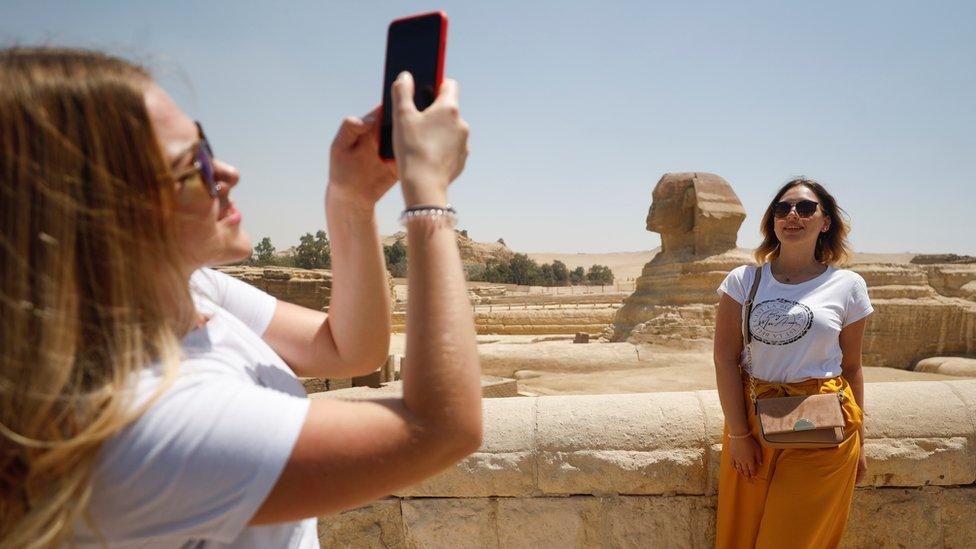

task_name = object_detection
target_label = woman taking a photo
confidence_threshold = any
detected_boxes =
[1,47,478,547]
[713,178,873,548]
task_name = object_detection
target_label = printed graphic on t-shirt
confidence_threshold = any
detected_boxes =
[750,298,814,345]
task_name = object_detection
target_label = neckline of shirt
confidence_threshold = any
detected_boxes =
[763,261,835,288]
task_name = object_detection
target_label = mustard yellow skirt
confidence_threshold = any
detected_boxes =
[715,375,863,549]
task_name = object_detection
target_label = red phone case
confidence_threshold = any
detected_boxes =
[378,11,448,161]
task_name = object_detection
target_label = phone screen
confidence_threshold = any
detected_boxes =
[380,13,446,159]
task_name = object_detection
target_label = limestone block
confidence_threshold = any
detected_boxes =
[535,393,708,495]
[863,299,976,369]
[478,341,642,377]
[316,376,520,403]
[851,263,929,287]
[915,356,976,377]
[866,284,936,299]
[495,498,605,548]
[694,390,728,495]
[538,448,705,496]
[397,308,617,335]
[218,266,333,311]
[301,377,328,394]
[948,379,976,456]
[401,499,498,548]
[859,381,975,487]
[622,304,718,348]
[604,496,715,549]
[396,396,536,497]
[841,488,943,548]
[940,486,976,548]
[317,499,404,548]
[925,264,976,300]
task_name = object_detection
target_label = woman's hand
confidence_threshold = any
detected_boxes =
[856,445,868,484]
[390,72,469,207]
[327,106,398,212]
[729,435,763,478]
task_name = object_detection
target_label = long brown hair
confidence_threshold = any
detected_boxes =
[754,177,852,266]
[0,48,194,546]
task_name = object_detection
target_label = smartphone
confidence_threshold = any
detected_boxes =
[379,11,448,160]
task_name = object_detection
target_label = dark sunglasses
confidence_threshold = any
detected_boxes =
[173,121,218,198]
[773,199,819,219]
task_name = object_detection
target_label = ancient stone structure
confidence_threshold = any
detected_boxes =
[392,307,619,336]
[320,380,976,547]
[217,266,333,311]
[853,263,976,368]
[911,253,976,265]
[609,173,752,345]
[916,356,976,377]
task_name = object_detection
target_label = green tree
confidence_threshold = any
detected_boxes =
[539,263,555,286]
[551,260,569,286]
[464,263,486,281]
[383,240,408,278]
[483,258,511,283]
[507,254,542,286]
[253,237,276,266]
[569,266,586,285]
[294,230,331,269]
[586,264,614,285]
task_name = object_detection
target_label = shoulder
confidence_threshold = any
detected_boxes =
[89,361,309,543]
[726,264,754,282]
[189,267,228,302]
[830,267,869,288]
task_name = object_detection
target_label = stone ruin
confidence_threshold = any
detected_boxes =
[608,172,752,346]
[217,266,334,310]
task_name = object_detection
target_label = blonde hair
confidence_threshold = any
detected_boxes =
[0,48,195,546]
[754,177,852,266]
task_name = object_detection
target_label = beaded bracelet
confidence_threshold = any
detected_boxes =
[398,204,457,227]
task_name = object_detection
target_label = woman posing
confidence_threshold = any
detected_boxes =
[1,48,477,547]
[713,178,873,548]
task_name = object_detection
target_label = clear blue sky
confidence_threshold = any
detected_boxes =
[3,1,974,254]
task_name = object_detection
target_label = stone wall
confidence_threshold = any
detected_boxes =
[857,264,976,369]
[217,266,333,311]
[218,266,398,312]
[392,307,619,335]
[321,380,976,547]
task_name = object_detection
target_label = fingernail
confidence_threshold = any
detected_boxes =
[397,71,408,81]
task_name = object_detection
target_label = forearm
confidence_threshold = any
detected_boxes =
[402,217,481,440]
[843,363,865,442]
[324,189,392,371]
[715,359,751,436]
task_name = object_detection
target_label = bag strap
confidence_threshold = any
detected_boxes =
[742,265,762,403]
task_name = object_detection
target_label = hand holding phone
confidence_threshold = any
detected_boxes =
[380,11,448,160]
[389,72,469,207]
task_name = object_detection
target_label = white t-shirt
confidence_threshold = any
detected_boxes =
[717,263,873,383]
[74,268,318,548]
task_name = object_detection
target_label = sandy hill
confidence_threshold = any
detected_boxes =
[383,230,514,265]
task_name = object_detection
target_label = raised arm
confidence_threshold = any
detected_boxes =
[251,72,479,523]
[261,107,396,379]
